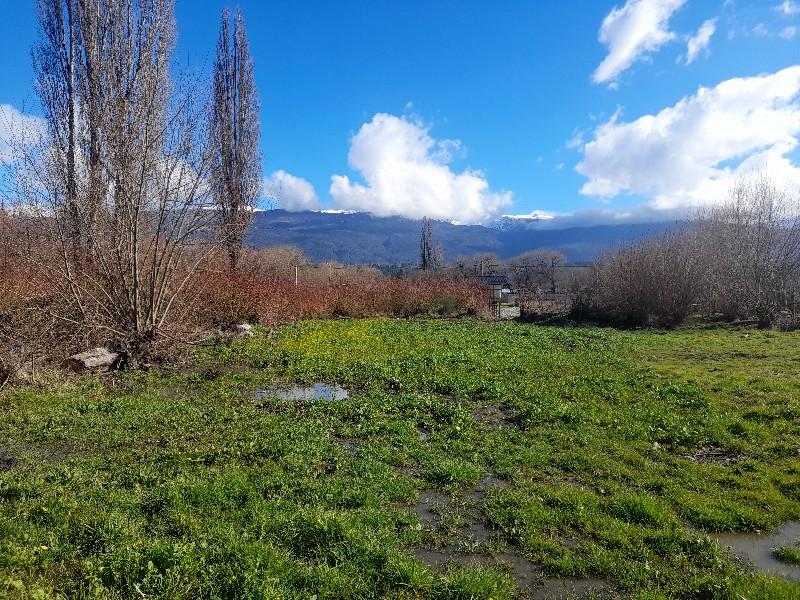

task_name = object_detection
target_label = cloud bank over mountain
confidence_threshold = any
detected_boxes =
[329,113,512,224]
[577,66,800,210]
[264,170,320,211]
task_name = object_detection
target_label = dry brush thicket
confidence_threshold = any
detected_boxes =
[574,179,800,329]
[0,229,487,372]
[193,249,488,327]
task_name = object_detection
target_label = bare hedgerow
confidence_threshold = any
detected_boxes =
[189,265,487,328]
[507,250,565,293]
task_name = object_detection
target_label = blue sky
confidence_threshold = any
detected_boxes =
[1,0,799,225]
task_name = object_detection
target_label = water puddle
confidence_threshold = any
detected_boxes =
[413,546,608,598]
[409,473,610,598]
[464,474,513,505]
[253,383,349,402]
[413,489,451,526]
[539,577,610,599]
[713,521,800,582]
[409,473,611,597]
[412,473,511,533]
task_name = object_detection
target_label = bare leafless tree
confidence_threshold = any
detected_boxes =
[508,249,565,293]
[419,217,435,271]
[698,177,800,326]
[451,252,501,278]
[32,0,81,255]
[434,242,444,269]
[7,0,218,358]
[210,7,262,271]
[577,231,704,328]
[574,177,800,329]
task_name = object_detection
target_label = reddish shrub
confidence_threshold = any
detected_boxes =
[190,266,488,328]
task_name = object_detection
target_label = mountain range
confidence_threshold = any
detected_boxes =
[245,210,682,265]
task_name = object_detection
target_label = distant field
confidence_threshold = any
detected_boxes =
[1,320,799,599]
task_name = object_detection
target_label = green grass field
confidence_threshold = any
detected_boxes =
[1,320,799,599]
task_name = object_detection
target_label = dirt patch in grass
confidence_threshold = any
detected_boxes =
[330,435,358,456]
[683,445,740,465]
[417,426,431,442]
[189,364,253,380]
[0,447,17,471]
[471,404,517,428]
[0,442,78,468]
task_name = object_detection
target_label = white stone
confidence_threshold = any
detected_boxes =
[65,348,119,373]
[233,324,254,337]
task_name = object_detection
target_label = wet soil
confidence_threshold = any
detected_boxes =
[409,472,609,598]
[331,436,358,456]
[0,448,17,471]
[0,442,78,468]
[471,404,517,428]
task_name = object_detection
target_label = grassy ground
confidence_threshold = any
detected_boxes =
[1,319,799,599]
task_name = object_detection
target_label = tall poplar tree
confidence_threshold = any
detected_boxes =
[420,217,436,271]
[211,7,262,271]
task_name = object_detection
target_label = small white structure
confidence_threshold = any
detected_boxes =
[474,275,509,318]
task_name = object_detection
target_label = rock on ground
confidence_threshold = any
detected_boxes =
[65,348,120,373]
[230,323,254,337]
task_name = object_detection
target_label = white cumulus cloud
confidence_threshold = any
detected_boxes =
[0,104,46,162]
[780,25,798,39]
[329,113,511,223]
[576,66,800,210]
[264,170,320,211]
[593,0,687,85]
[683,19,716,64]
[753,23,769,37]
[778,0,800,16]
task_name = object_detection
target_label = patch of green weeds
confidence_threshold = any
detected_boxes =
[773,541,800,566]
[1,319,798,598]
